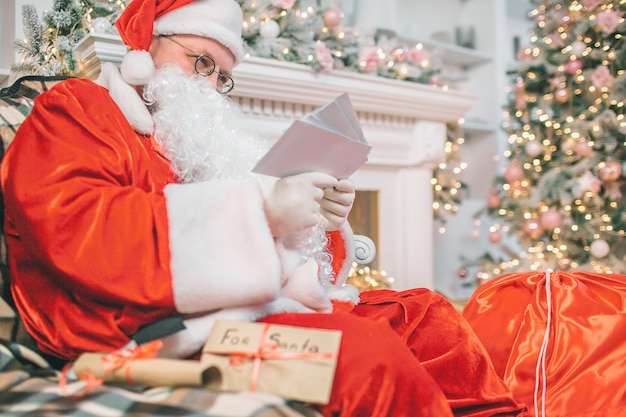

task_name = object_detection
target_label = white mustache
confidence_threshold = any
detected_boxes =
[144,65,270,183]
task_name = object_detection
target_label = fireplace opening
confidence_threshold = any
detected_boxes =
[348,190,379,270]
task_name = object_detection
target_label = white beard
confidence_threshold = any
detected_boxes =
[143,65,271,183]
[142,66,335,285]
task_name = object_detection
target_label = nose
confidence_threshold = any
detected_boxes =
[204,68,221,91]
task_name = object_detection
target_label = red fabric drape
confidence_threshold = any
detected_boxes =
[263,288,528,417]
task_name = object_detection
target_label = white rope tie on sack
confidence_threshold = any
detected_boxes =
[534,270,552,417]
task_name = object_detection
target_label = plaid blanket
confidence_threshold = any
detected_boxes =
[0,340,323,417]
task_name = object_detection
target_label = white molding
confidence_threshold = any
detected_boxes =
[232,56,477,122]
[74,33,478,291]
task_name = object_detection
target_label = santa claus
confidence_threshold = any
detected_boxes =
[1,0,528,416]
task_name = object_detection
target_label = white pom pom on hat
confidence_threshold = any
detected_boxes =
[115,0,244,85]
[120,50,156,85]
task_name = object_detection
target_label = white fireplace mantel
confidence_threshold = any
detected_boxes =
[76,33,477,290]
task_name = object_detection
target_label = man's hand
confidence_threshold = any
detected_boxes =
[319,178,355,231]
[260,172,338,237]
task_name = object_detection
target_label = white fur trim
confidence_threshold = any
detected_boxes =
[154,0,244,65]
[327,283,360,304]
[95,63,154,135]
[279,258,333,312]
[274,236,307,285]
[164,180,282,314]
[120,50,155,86]
[157,299,314,358]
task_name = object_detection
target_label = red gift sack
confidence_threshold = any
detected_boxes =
[462,271,626,417]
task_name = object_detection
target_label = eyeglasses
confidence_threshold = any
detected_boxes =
[160,35,235,94]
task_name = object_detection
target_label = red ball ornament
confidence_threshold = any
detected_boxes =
[597,160,622,182]
[503,161,525,183]
[574,141,593,156]
[540,208,563,230]
[565,59,583,74]
[323,8,342,28]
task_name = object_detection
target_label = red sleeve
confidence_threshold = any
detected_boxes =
[2,78,175,309]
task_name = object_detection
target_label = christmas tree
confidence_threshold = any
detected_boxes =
[473,0,626,281]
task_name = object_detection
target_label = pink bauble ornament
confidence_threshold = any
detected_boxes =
[429,74,441,86]
[574,140,593,156]
[555,88,571,103]
[323,8,342,28]
[487,193,501,209]
[522,219,542,239]
[597,160,622,182]
[391,47,405,62]
[457,268,468,278]
[488,231,502,244]
[540,208,563,230]
[590,239,610,258]
[503,161,525,183]
[565,59,583,74]
[557,257,572,270]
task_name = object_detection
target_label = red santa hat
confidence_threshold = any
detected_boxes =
[115,0,245,85]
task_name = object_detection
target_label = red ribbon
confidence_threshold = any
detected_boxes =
[59,339,163,397]
[205,323,338,392]
[100,339,163,384]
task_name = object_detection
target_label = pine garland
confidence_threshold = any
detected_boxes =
[11,0,126,76]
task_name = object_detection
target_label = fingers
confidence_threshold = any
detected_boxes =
[300,172,338,189]
[322,187,354,207]
[321,178,355,213]
[318,179,355,231]
[259,172,340,237]
[334,178,355,193]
